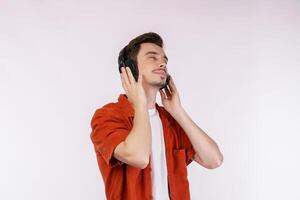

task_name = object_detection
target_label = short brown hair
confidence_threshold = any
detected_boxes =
[119,32,164,66]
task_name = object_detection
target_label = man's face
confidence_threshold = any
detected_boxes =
[136,43,168,89]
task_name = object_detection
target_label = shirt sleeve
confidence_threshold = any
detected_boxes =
[90,106,129,168]
[174,119,196,166]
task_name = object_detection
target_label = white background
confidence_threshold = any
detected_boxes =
[0,0,299,199]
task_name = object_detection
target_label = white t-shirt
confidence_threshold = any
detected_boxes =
[148,107,170,200]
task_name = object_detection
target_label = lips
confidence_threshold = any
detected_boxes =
[153,69,166,76]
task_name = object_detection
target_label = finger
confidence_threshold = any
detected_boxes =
[169,77,177,92]
[167,84,173,94]
[120,73,127,91]
[159,90,166,100]
[125,67,135,84]
[121,67,130,86]
[167,82,173,93]
[165,87,172,99]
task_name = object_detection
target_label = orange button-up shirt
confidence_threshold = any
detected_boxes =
[90,94,196,200]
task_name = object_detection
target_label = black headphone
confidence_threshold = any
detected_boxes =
[118,45,170,90]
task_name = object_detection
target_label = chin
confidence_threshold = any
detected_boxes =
[150,81,166,89]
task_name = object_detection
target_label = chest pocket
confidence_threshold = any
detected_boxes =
[172,149,187,174]
[167,119,191,199]
[168,148,191,200]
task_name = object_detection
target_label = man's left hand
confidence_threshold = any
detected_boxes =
[159,76,183,115]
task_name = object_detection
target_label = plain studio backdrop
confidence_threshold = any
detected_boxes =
[0,0,299,199]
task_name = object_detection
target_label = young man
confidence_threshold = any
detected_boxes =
[90,32,223,200]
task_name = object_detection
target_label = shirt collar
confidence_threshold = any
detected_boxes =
[117,93,166,118]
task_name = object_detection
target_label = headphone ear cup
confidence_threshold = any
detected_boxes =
[124,59,139,82]
[118,46,139,82]
[118,47,127,73]
[166,74,171,84]
[118,61,125,73]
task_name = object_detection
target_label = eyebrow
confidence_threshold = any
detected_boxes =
[144,51,168,62]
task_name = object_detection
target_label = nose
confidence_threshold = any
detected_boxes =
[159,60,167,69]
[159,63,166,68]
[159,63,167,76]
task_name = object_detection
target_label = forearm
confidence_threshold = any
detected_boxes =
[124,104,152,161]
[171,107,223,166]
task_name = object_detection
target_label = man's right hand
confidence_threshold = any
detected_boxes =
[120,66,147,108]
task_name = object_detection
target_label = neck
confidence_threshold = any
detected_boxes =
[143,85,159,110]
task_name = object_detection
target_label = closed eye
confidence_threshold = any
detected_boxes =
[148,56,168,64]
